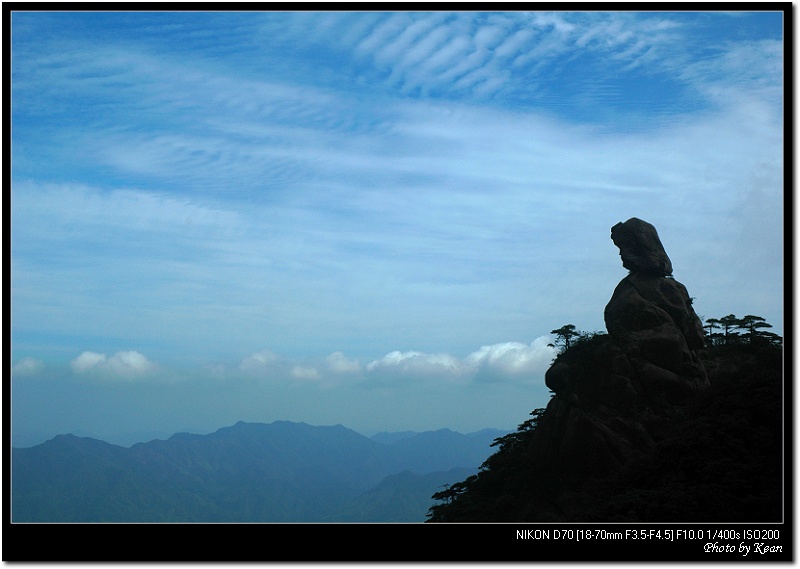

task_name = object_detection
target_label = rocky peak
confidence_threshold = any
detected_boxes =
[427,219,780,523]
[604,218,708,403]
[537,219,709,488]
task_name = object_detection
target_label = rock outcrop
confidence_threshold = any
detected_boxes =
[427,218,782,523]
[604,218,709,406]
[535,218,708,489]
[608,217,673,276]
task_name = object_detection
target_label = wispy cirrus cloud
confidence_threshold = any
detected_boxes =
[11,11,783,441]
[285,12,694,102]
[678,39,783,106]
[12,72,782,361]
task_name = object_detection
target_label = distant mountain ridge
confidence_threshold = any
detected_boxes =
[12,420,509,522]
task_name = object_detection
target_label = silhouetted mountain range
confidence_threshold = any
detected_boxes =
[11,421,507,522]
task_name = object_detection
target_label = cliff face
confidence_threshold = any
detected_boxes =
[427,219,782,522]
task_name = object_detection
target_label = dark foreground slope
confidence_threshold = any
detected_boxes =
[12,421,500,522]
[427,342,784,522]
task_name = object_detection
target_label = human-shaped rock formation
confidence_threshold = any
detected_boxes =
[604,217,708,407]
[532,218,709,497]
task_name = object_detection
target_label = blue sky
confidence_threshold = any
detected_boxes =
[10,10,785,446]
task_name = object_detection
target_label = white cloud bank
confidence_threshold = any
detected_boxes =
[326,351,361,373]
[367,350,466,379]
[70,350,156,377]
[235,339,554,386]
[291,365,321,381]
[13,357,45,376]
[238,350,279,374]
[238,350,364,386]
[366,336,555,383]
[465,337,555,380]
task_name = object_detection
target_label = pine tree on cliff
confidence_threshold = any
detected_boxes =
[548,324,581,353]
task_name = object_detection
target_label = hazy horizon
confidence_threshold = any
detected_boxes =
[13,417,515,449]
[11,11,784,446]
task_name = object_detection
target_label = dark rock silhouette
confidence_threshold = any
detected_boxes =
[534,219,709,506]
[609,217,673,276]
[604,218,709,405]
[428,218,781,522]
